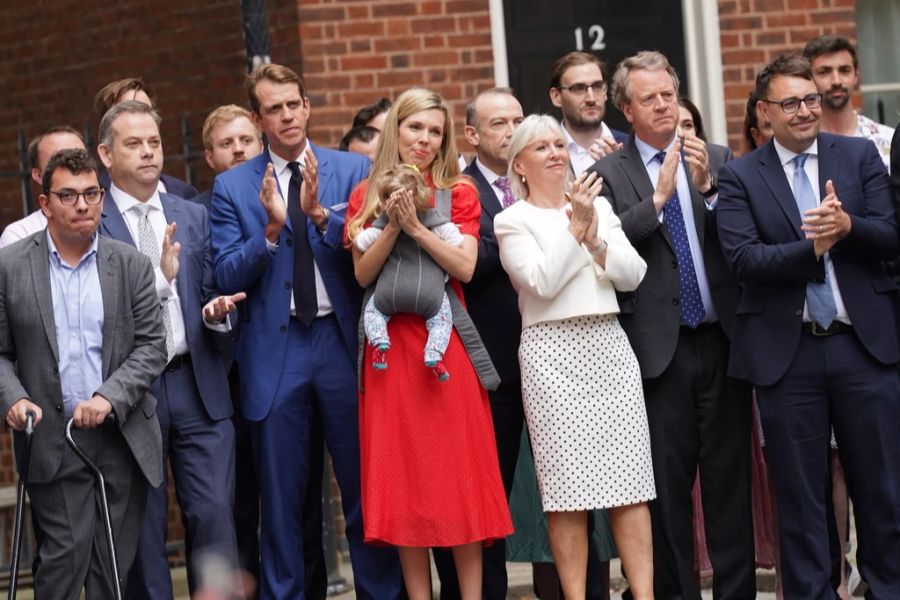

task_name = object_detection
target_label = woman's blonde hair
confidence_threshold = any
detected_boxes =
[347,88,470,242]
[506,114,573,200]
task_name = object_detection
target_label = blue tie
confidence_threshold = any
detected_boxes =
[793,154,838,328]
[656,151,706,328]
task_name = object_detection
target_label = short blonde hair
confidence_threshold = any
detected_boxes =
[610,51,680,111]
[506,114,573,200]
[375,165,432,212]
[202,105,260,150]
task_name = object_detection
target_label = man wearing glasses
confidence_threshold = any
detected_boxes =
[0,148,168,597]
[717,53,900,598]
[588,51,754,600]
[549,51,627,176]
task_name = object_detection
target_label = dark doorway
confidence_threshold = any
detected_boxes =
[503,0,687,133]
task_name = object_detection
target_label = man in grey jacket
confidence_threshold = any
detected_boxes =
[0,148,166,598]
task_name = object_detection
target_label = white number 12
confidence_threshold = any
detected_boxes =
[574,25,606,51]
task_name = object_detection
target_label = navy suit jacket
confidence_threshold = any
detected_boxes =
[460,162,521,384]
[209,145,369,421]
[717,133,900,385]
[100,191,233,420]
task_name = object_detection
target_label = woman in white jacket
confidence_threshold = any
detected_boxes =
[495,115,656,600]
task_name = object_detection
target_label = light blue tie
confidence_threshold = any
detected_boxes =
[793,153,838,328]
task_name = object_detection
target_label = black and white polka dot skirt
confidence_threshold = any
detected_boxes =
[519,314,656,512]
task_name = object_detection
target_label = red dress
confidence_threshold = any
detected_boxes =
[346,180,514,547]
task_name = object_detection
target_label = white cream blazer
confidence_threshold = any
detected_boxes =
[494,196,647,330]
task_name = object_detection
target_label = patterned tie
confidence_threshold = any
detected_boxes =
[287,161,318,326]
[133,204,175,360]
[793,153,838,328]
[656,151,706,328]
[494,176,516,209]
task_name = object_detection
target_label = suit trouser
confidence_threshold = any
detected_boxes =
[433,379,525,599]
[126,357,239,599]
[28,423,147,600]
[229,364,262,593]
[641,324,755,600]
[251,315,403,600]
[757,330,900,600]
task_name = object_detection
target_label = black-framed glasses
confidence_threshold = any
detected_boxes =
[762,93,822,114]
[558,80,607,96]
[49,188,105,206]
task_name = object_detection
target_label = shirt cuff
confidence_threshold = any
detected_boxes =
[265,238,278,253]
[154,267,176,300]
[203,312,233,332]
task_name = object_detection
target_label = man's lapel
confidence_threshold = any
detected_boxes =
[620,139,675,250]
[97,238,120,378]
[758,141,804,239]
[28,234,59,363]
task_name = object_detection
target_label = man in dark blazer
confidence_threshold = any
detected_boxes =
[0,148,167,598]
[717,53,900,599]
[430,87,524,600]
[588,51,755,600]
[94,77,199,200]
[210,64,403,600]
[96,101,242,598]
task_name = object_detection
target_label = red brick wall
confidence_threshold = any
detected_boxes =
[298,0,495,151]
[718,0,858,153]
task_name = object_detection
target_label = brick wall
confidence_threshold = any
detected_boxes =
[718,0,858,152]
[298,0,494,151]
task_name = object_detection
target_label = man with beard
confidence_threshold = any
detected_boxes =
[549,52,628,176]
[803,35,894,170]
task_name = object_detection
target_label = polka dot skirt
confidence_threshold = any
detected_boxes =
[519,314,656,512]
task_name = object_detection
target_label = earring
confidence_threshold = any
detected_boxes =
[521,175,526,183]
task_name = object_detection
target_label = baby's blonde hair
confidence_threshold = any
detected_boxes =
[376,164,432,212]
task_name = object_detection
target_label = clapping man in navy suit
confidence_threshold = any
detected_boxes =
[210,64,403,600]
[717,54,900,599]
[96,100,242,599]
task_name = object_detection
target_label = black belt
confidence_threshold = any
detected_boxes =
[801,321,853,336]
[165,353,191,372]
[680,321,718,334]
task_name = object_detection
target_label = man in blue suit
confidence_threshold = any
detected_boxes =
[717,54,900,599]
[210,63,403,600]
[96,101,242,598]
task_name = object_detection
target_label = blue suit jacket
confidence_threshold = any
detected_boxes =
[717,133,900,385]
[100,192,233,420]
[209,145,369,421]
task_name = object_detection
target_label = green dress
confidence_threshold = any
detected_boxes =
[505,429,618,562]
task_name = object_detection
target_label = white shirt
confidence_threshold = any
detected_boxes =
[474,158,506,209]
[772,138,850,324]
[266,145,334,317]
[0,209,48,248]
[110,184,191,355]
[561,121,615,177]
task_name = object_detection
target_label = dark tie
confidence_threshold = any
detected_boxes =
[656,151,706,328]
[494,176,516,209]
[287,161,318,326]
[792,153,838,328]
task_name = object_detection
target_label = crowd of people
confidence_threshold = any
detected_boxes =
[0,32,899,600]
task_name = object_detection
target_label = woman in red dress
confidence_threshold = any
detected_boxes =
[345,87,513,600]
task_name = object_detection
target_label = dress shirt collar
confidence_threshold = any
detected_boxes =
[110,182,164,215]
[773,137,818,168]
[46,229,99,268]
[474,157,506,186]
[268,141,311,178]
[635,134,678,167]
[561,120,613,153]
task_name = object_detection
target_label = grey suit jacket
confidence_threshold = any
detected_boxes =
[588,137,739,379]
[0,232,167,486]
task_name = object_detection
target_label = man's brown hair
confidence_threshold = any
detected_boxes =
[245,64,306,114]
[94,78,158,119]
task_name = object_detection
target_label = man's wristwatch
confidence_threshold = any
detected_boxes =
[700,177,718,198]
[317,207,330,230]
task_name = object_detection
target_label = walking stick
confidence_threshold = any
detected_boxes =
[65,417,123,600]
[7,410,35,600]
